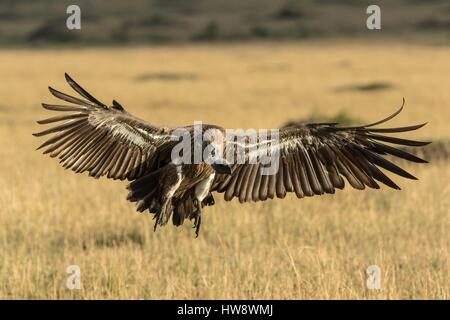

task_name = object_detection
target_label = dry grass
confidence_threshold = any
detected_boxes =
[0,42,448,299]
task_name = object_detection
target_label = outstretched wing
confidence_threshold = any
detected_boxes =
[33,73,176,180]
[211,100,431,203]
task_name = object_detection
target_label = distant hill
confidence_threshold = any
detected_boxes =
[1,0,449,46]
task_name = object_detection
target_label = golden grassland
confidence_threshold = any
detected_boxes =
[0,42,448,299]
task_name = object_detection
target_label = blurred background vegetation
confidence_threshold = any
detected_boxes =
[0,0,449,46]
[0,0,449,299]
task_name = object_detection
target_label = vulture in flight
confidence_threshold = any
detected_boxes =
[34,74,430,236]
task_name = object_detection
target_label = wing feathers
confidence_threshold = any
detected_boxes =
[64,73,107,108]
[211,102,428,205]
[36,113,87,124]
[298,149,320,195]
[245,164,259,202]
[35,74,173,181]
[367,141,428,163]
[48,86,93,106]
[367,123,427,133]
[33,118,86,137]
[42,103,87,112]
[259,173,269,201]
[366,134,430,147]
[224,166,241,201]
[282,158,294,192]
[290,155,305,198]
[252,167,263,201]
[276,161,287,199]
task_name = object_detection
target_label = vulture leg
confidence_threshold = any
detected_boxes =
[193,199,202,238]
[192,173,216,236]
[152,164,182,231]
[153,198,173,231]
[153,211,161,232]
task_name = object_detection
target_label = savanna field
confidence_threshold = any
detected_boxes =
[0,42,449,299]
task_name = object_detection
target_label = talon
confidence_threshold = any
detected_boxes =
[194,213,202,238]
[202,193,215,206]
[153,216,159,232]
[153,205,165,232]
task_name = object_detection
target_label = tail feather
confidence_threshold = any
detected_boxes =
[127,171,160,212]
[173,194,195,226]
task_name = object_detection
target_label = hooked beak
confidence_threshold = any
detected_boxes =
[211,161,232,175]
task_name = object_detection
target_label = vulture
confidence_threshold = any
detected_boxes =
[34,74,430,236]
